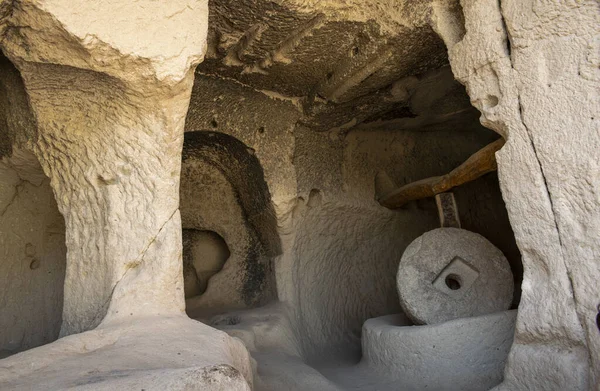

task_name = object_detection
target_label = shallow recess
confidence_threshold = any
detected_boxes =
[0,54,67,358]
[0,152,67,357]
[182,229,231,298]
[0,150,66,358]
[446,274,461,289]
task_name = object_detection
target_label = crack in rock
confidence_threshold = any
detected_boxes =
[90,208,179,326]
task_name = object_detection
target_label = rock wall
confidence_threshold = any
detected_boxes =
[1,0,210,336]
[0,1,256,389]
[0,150,66,357]
[0,1,596,390]
[0,0,252,389]
[286,123,519,362]
[433,0,599,389]
[0,43,66,358]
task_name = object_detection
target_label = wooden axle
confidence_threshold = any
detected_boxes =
[375,138,505,209]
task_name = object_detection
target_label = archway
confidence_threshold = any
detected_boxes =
[181,130,280,319]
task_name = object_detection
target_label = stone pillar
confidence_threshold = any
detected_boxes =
[433,0,599,389]
[0,0,209,336]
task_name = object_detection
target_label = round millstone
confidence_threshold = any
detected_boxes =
[397,228,513,325]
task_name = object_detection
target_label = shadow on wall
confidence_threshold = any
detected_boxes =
[181,131,281,316]
[0,54,67,358]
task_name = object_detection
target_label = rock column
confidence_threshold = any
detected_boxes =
[0,0,209,336]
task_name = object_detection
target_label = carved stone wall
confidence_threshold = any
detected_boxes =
[0,1,597,390]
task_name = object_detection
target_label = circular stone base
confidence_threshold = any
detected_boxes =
[361,311,517,391]
[397,228,513,325]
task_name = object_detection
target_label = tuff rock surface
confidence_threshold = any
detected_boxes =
[0,0,597,390]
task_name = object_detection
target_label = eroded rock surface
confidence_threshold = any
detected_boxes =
[0,149,66,357]
[1,0,210,335]
[434,0,599,388]
[0,0,255,389]
[0,317,253,391]
[0,0,597,390]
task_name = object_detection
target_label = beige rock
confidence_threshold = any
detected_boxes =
[0,316,253,390]
[183,229,230,297]
[0,1,254,388]
[433,0,599,389]
[360,311,517,390]
[0,0,597,390]
[0,150,66,356]
[1,0,210,336]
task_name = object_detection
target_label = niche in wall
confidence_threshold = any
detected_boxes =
[180,131,281,319]
[182,229,231,298]
[0,54,67,358]
[0,151,66,358]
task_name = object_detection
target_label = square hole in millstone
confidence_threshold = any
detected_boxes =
[432,256,480,298]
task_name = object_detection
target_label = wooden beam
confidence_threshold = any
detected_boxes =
[435,192,461,228]
[376,138,505,209]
